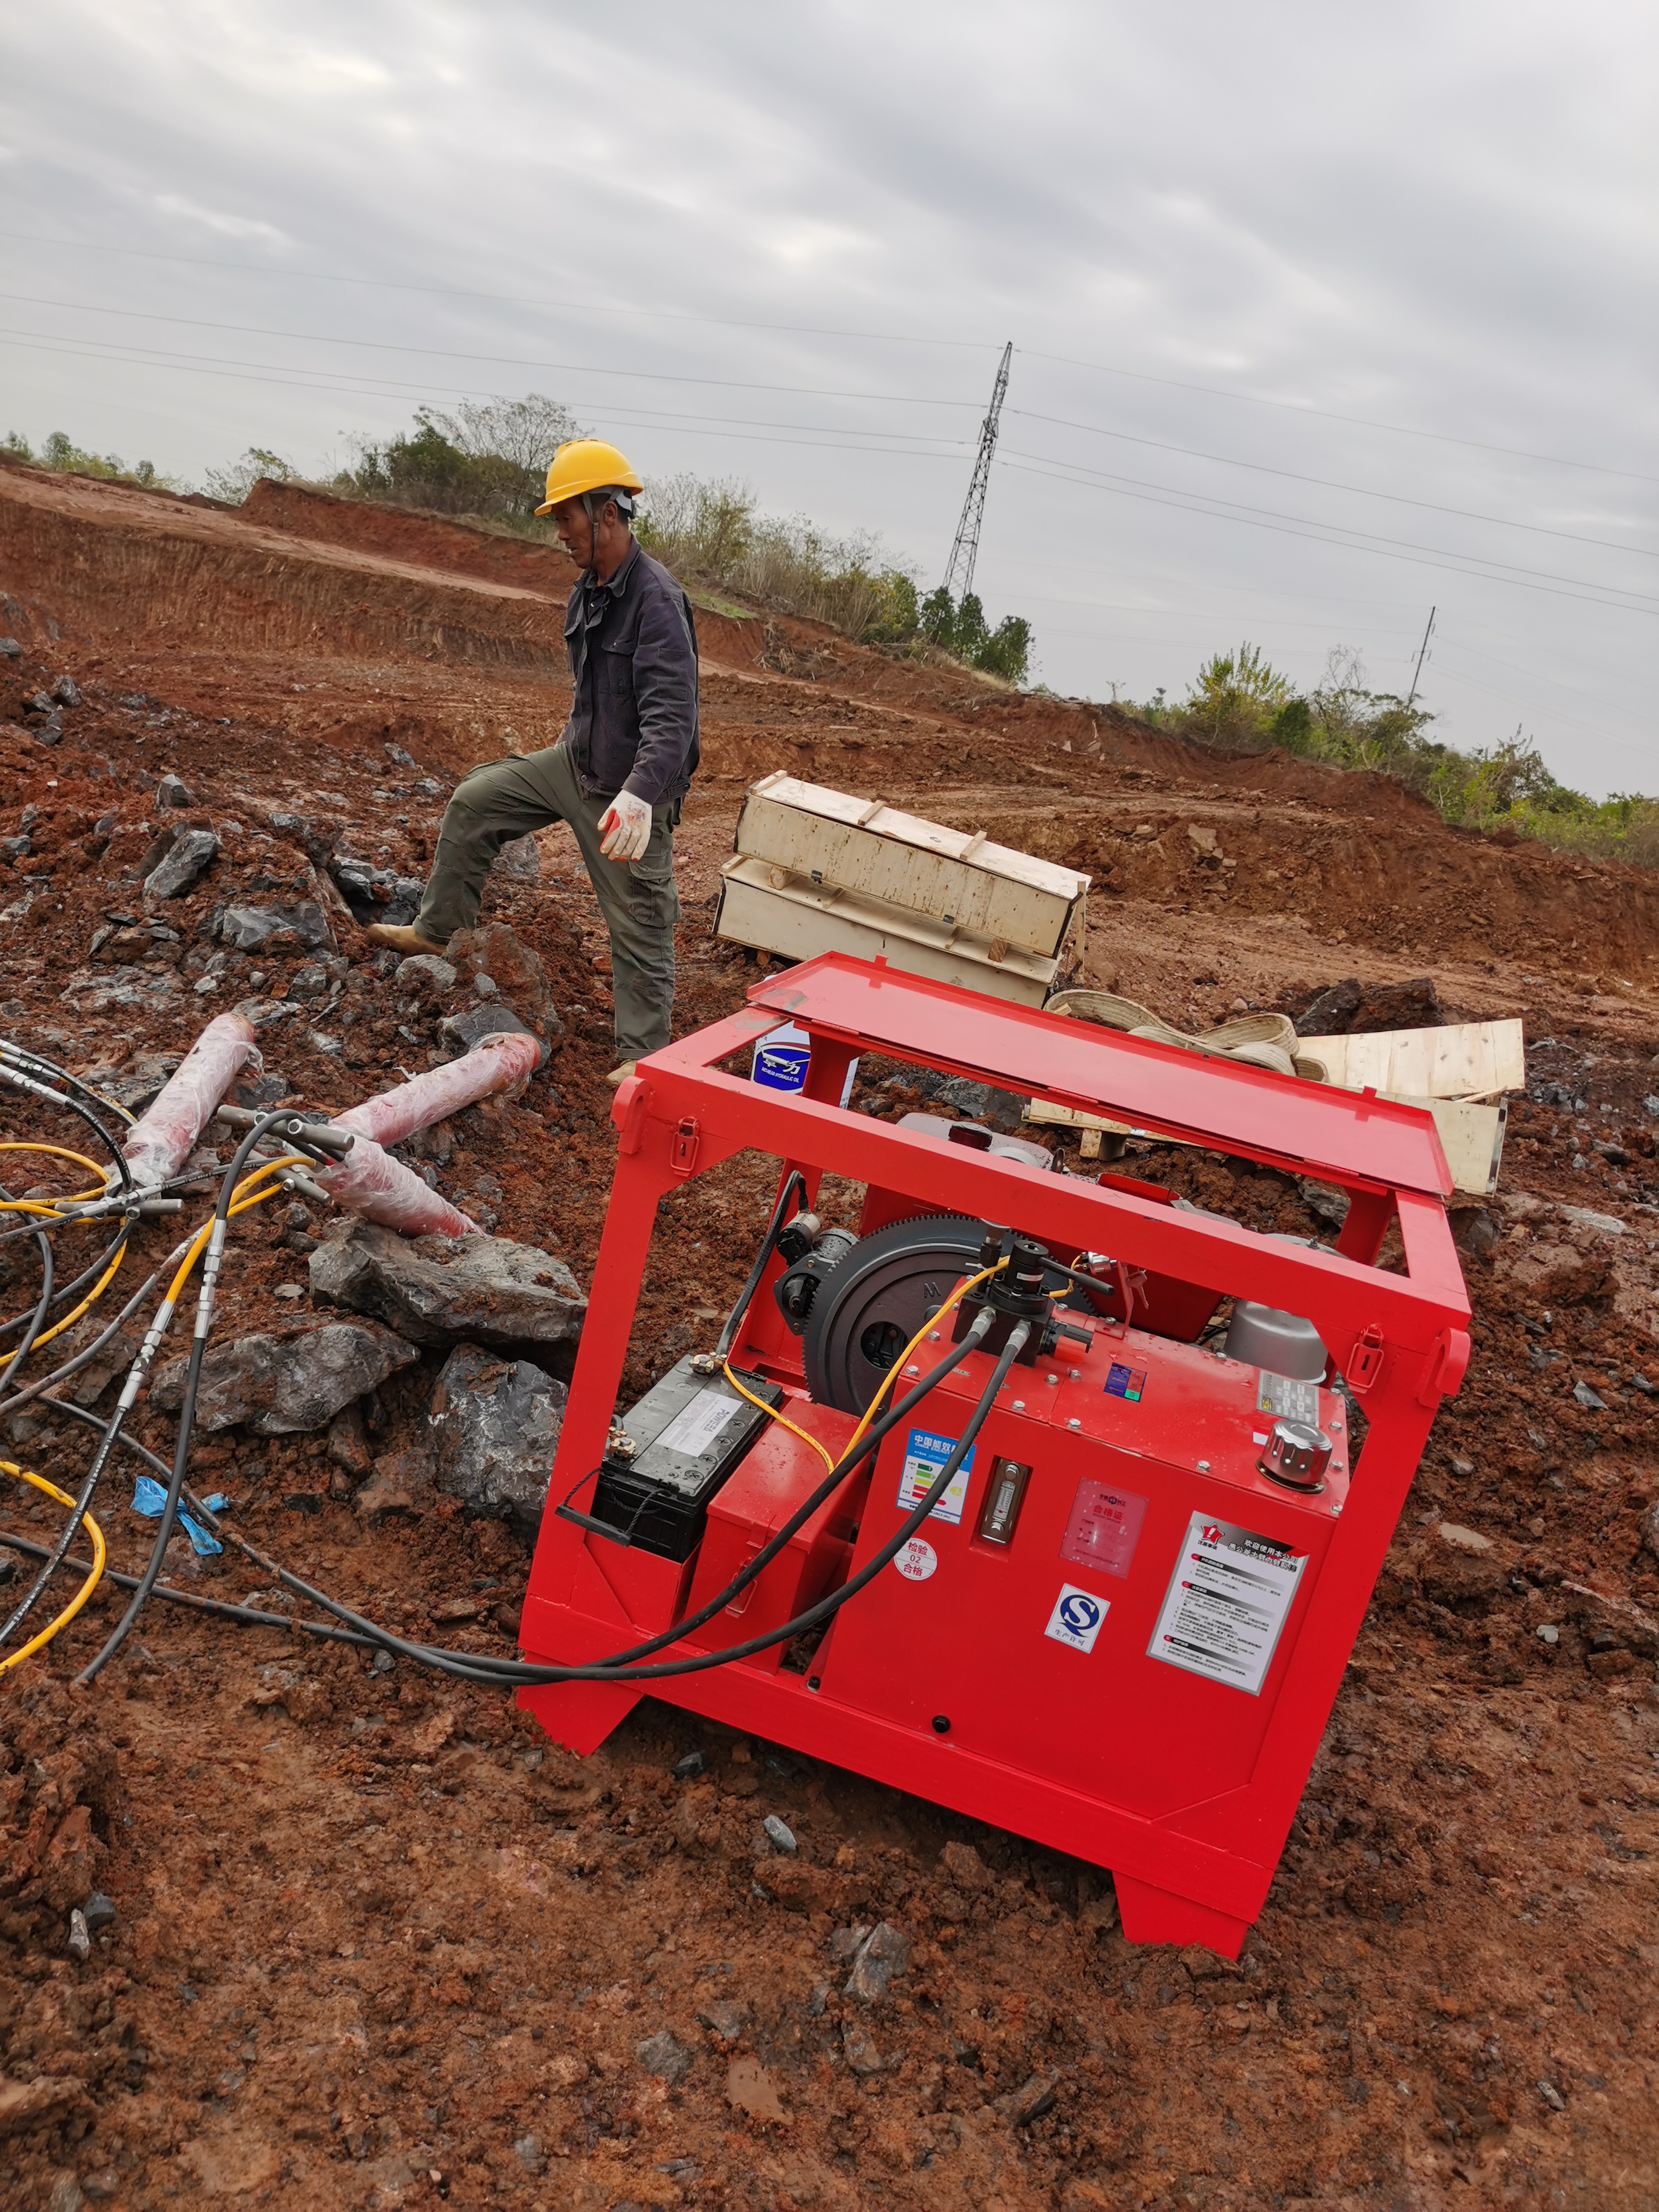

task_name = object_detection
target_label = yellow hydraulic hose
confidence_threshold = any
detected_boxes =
[0,1463,107,1675]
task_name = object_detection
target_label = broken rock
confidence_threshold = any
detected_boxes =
[144,827,219,900]
[149,1321,417,1433]
[429,1343,567,1529]
[444,922,561,1045]
[843,1920,910,2004]
[309,1218,585,1359]
[437,1001,548,1064]
[635,2029,692,2085]
[217,900,335,954]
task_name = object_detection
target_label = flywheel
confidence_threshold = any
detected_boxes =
[803,1213,985,1415]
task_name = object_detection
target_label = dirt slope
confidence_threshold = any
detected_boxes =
[2,463,1658,2212]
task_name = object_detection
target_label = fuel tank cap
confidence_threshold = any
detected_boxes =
[1258,1417,1333,1492]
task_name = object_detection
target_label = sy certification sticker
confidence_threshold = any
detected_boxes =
[896,1427,975,1526]
[1044,1583,1109,1653]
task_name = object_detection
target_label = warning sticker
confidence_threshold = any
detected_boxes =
[654,1389,743,1460]
[1257,1370,1320,1426]
[1058,1478,1148,1580]
[894,1536,939,1581]
[897,1426,976,1526]
[1148,1513,1307,1696]
[1045,1583,1108,1653]
[1104,1361,1148,1402]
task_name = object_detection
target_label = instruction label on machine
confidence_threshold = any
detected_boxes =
[1256,1369,1320,1427]
[897,1427,976,1526]
[654,1389,744,1460]
[1148,1513,1307,1697]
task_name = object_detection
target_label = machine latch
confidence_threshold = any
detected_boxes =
[1416,1326,1471,1407]
[671,1117,701,1176]
[1345,1323,1386,1394]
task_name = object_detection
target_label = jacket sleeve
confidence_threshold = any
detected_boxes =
[620,574,699,806]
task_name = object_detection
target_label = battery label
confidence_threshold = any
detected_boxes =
[1058,1478,1148,1579]
[1148,1512,1307,1697]
[897,1427,976,1526]
[654,1389,743,1460]
[1104,1362,1148,1402]
[1257,1369,1319,1426]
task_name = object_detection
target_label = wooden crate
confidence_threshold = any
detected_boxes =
[716,859,1062,1007]
[717,773,1089,1005]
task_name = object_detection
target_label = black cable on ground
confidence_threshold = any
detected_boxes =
[0,1529,379,1651]
[176,1308,1025,1691]
[0,1264,164,1419]
[0,1182,53,1399]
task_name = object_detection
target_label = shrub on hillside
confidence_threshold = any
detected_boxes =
[919,588,1033,684]
[4,429,181,492]
[333,395,582,521]
[1133,643,1658,868]
[637,473,923,645]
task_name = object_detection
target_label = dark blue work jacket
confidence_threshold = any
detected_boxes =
[560,541,700,806]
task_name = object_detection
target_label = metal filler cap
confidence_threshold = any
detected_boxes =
[1258,1417,1332,1493]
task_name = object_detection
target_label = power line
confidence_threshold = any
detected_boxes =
[0,335,968,468]
[0,229,998,351]
[1019,347,1659,489]
[0,293,982,410]
[1010,408,1659,564]
[997,452,1659,618]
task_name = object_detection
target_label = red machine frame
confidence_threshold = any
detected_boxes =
[518,953,1470,1954]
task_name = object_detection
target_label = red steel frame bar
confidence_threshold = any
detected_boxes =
[519,954,1470,1948]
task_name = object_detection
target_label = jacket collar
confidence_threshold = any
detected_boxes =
[584,536,642,602]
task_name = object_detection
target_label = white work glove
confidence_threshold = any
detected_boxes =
[598,788,652,862]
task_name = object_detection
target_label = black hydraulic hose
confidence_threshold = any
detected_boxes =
[0,1185,53,1401]
[176,1310,1028,1689]
[0,1258,177,1652]
[0,1264,164,1418]
[714,1168,809,1364]
[74,1108,299,1685]
[184,1302,1003,1686]
[0,1530,379,1651]
[0,1225,130,1339]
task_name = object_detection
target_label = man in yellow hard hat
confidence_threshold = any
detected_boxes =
[369,438,699,1085]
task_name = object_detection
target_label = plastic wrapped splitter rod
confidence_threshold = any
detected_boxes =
[121,1013,261,1188]
[316,1128,478,1238]
[332,1030,541,1150]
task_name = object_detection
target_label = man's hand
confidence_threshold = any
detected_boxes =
[597,789,652,862]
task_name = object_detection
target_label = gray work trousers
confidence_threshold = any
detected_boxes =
[415,740,680,1062]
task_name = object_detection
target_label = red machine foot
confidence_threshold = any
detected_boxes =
[517,1678,641,1757]
[1113,1873,1250,1960]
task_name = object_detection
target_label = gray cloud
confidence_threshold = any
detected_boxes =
[2,0,1655,789]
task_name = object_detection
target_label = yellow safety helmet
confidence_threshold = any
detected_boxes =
[535,438,645,517]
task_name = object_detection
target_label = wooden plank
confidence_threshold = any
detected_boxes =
[1025,1090,1506,1196]
[1299,1019,1524,1101]
[732,774,1088,956]
[715,860,1058,1007]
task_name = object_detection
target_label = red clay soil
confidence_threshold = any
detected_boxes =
[1,463,1658,2211]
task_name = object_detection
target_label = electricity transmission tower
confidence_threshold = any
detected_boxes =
[940,341,1012,602]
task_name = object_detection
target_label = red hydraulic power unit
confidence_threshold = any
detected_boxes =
[518,954,1470,1956]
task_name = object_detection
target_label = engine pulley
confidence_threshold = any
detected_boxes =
[803,1213,984,1413]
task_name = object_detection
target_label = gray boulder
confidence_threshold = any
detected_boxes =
[157,774,195,808]
[149,1320,417,1433]
[438,1002,547,1065]
[429,1344,567,1529]
[495,833,540,881]
[309,1219,585,1358]
[843,1922,911,2005]
[145,828,219,899]
[218,900,335,953]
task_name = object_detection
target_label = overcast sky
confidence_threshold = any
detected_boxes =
[4,2,1657,794]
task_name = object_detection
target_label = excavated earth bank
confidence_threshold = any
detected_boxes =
[1,458,1657,2211]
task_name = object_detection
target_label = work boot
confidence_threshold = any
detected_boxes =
[366,922,447,957]
[605,1061,637,1089]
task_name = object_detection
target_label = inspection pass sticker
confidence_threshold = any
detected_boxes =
[1148,1512,1307,1697]
[894,1537,939,1581]
[896,1427,976,1526]
[1044,1583,1108,1654]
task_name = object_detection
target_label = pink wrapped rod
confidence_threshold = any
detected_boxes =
[317,1128,478,1238]
[121,1013,261,1188]
[332,1030,541,1150]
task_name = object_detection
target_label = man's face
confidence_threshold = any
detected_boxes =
[551,497,594,566]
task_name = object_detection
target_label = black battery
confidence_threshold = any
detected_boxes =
[589,1357,785,1561]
